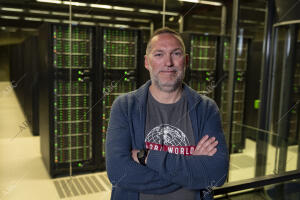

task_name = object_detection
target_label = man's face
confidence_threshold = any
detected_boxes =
[145,33,187,93]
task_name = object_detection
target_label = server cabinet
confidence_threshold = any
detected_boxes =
[9,43,26,108]
[220,37,250,153]
[23,36,39,136]
[288,45,300,145]
[182,33,218,99]
[39,23,103,177]
[100,27,143,158]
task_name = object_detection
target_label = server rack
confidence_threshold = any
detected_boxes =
[9,38,39,136]
[220,37,250,153]
[100,27,143,158]
[23,36,40,136]
[9,43,26,108]
[289,59,300,144]
[183,33,218,99]
[39,23,103,177]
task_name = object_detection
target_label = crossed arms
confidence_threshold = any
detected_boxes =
[106,97,229,194]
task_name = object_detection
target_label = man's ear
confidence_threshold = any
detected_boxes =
[144,55,150,71]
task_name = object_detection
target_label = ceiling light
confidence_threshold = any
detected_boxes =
[133,19,150,23]
[36,0,62,4]
[51,11,69,16]
[114,24,129,28]
[93,16,111,20]
[115,17,132,21]
[44,18,60,23]
[178,0,222,6]
[1,7,24,12]
[25,17,43,21]
[112,6,135,11]
[74,14,92,18]
[79,21,96,26]
[0,16,20,20]
[29,9,50,14]
[160,11,179,16]
[138,9,160,14]
[62,20,78,25]
[90,4,112,9]
[62,1,87,6]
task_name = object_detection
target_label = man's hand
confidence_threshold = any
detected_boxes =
[192,135,218,156]
[131,149,139,163]
[131,150,149,165]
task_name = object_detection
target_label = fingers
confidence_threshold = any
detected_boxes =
[196,135,209,151]
[193,135,218,156]
[131,149,139,163]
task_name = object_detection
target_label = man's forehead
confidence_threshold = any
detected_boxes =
[151,33,181,44]
[150,34,184,51]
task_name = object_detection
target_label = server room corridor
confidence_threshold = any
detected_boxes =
[0,81,111,200]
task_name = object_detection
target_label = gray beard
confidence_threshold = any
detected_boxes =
[151,73,183,93]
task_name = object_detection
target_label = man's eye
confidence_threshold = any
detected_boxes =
[173,52,183,56]
[154,53,163,57]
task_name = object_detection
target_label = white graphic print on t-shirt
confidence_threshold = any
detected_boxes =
[145,124,195,156]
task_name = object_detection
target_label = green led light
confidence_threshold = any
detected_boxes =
[124,78,128,81]
[237,77,241,81]
[78,71,81,75]
[206,72,209,75]
[205,78,209,81]
[55,129,57,133]
[54,102,57,106]
[54,143,58,147]
[102,126,105,129]
[78,78,82,81]
[78,163,82,167]
[54,116,57,120]
[254,99,260,109]
[125,71,128,75]
[54,89,57,92]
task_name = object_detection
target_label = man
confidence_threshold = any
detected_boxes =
[106,27,228,200]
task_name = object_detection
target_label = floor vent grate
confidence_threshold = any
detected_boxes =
[53,173,111,199]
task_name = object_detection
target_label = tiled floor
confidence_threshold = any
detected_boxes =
[0,81,299,200]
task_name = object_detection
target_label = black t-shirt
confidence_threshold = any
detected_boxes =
[140,91,196,200]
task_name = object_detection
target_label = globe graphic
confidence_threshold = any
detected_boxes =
[145,124,189,146]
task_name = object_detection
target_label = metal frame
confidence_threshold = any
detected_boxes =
[225,0,239,153]
[276,24,297,173]
[214,169,300,195]
[256,0,276,177]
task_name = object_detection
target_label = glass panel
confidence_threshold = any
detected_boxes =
[225,24,300,183]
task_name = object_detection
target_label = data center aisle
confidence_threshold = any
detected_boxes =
[0,82,111,200]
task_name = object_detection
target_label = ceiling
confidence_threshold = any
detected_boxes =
[0,0,266,36]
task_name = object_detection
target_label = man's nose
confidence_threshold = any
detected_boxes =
[165,54,174,67]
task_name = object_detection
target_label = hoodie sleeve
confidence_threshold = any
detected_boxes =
[106,96,181,194]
